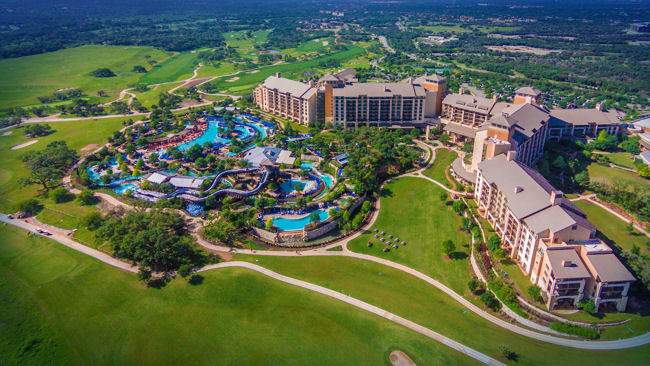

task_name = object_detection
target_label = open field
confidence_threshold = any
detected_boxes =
[137,52,198,85]
[606,152,637,169]
[0,225,474,366]
[237,254,650,361]
[132,82,184,108]
[422,148,457,188]
[348,177,471,293]
[573,200,648,252]
[0,45,172,108]
[204,46,366,95]
[224,29,272,55]
[588,163,648,192]
[0,117,137,213]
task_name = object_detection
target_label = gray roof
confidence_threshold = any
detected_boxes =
[524,205,595,235]
[640,151,650,165]
[262,76,315,99]
[146,171,173,185]
[335,68,357,82]
[332,82,426,98]
[451,157,477,183]
[243,146,282,167]
[442,94,496,114]
[516,86,542,96]
[169,176,208,189]
[492,103,550,139]
[633,117,650,129]
[443,122,478,138]
[547,248,591,280]
[414,73,446,84]
[583,253,636,283]
[549,108,621,126]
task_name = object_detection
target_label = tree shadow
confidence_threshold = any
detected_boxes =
[450,251,468,260]
[380,187,393,198]
[189,274,204,285]
[146,278,169,289]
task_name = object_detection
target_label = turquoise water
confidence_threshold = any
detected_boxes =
[114,183,138,195]
[176,119,269,155]
[272,209,329,231]
[300,162,315,170]
[280,178,315,194]
[86,159,119,181]
[320,174,333,188]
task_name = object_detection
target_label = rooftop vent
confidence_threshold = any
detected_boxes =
[562,260,573,267]
[514,186,523,194]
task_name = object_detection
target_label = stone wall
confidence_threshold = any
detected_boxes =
[303,219,340,241]
[301,154,321,162]
[251,227,278,243]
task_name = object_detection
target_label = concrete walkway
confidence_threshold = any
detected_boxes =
[196,261,505,366]
[570,194,649,237]
[1,213,649,350]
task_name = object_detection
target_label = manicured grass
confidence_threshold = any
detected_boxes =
[138,52,198,85]
[607,152,636,169]
[236,254,650,363]
[588,163,648,192]
[422,148,458,188]
[348,177,471,293]
[132,82,184,108]
[0,117,137,212]
[573,200,648,252]
[0,45,171,108]
[205,46,365,95]
[0,225,474,366]
[196,63,237,78]
[224,30,271,54]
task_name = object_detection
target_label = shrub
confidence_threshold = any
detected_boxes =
[77,190,98,205]
[549,322,599,339]
[487,234,501,252]
[499,345,518,361]
[480,291,501,311]
[178,264,193,278]
[81,212,103,231]
[578,299,596,314]
[90,68,116,78]
[442,240,455,257]
[527,285,543,302]
[468,279,482,293]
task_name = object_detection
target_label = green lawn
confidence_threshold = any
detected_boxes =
[0,45,171,108]
[588,163,648,192]
[204,46,366,95]
[138,52,198,85]
[0,225,474,366]
[132,82,184,108]
[573,200,648,252]
[348,177,471,293]
[606,152,637,169]
[236,254,650,363]
[422,148,458,188]
[0,117,137,213]
[195,63,237,78]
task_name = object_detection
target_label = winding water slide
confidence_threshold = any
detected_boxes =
[135,167,269,201]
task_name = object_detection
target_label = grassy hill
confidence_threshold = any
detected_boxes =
[0,45,172,109]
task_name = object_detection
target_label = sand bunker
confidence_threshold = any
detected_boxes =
[389,350,416,366]
[226,76,240,82]
[323,41,329,46]
[11,140,38,150]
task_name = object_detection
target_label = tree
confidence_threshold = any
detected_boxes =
[499,345,517,361]
[452,200,466,215]
[487,234,501,252]
[16,198,43,216]
[578,299,596,314]
[178,264,193,278]
[310,211,321,224]
[480,291,501,311]
[265,218,274,231]
[527,285,543,302]
[81,212,103,231]
[574,170,590,188]
[20,141,78,191]
[185,144,203,162]
[132,65,147,73]
[51,186,73,203]
[137,267,152,282]
[442,240,455,258]
[439,191,448,203]
[77,190,98,205]
[439,134,450,144]
[468,278,482,293]
[24,123,52,137]
[90,68,116,77]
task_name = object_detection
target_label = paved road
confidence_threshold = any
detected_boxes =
[1,212,649,350]
[377,35,396,53]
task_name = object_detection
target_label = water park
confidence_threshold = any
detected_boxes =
[74,110,361,244]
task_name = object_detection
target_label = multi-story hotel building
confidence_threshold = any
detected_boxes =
[253,73,317,125]
[475,153,635,311]
[548,104,623,140]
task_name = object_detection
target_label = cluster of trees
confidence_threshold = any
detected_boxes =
[37,89,83,104]
[23,123,52,137]
[197,47,237,65]
[95,210,208,273]
[264,23,330,49]
[20,140,78,192]
[90,68,116,78]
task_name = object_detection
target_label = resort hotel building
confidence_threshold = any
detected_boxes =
[254,69,446,128]
[475,152,635,311]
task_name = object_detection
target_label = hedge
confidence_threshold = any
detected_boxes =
[550,322,599,339]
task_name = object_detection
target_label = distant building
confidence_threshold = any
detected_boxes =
[513,86,542,105]
[253,73,317,125]
[548,104,622,139]
[630,22,650,33]
[440,93,506,144]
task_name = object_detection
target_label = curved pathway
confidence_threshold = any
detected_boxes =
[570,194,649,237]
[1,211,649,350]
[196,261,504,366]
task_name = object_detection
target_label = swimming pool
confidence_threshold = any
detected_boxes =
[280,178,315,194]
[86,159,119,182]
[176,118,268,153]
[114,183,138,195]
[300,162,315,170]
[272,209,329,231]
